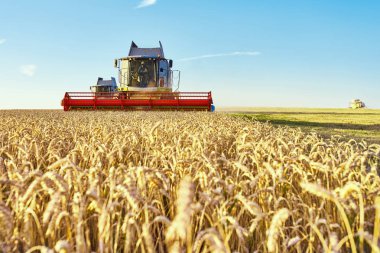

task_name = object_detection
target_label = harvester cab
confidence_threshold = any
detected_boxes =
[115,41,179,92]
[90,77,117,93]
[61,41,214,111]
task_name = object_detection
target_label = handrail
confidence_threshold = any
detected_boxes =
[171,70,181,91]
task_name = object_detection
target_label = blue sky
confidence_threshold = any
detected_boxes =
[0,0,379,109]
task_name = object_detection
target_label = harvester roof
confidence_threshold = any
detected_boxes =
[120,41,165,60]
[96,77,116,87]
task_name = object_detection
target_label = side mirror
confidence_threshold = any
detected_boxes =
[169,60,173,68]
[114,59,118,68]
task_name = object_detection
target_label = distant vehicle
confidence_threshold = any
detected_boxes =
[350,99,366,109]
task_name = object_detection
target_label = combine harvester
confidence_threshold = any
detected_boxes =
[62,42,214,111]
[350,99,366,109]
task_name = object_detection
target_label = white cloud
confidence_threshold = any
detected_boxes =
[177,51,261,62]
[0,39,6,45]
[20,65,37,77]
[136,0,157,8]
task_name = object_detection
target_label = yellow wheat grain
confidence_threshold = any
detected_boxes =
[374,196,380,248]
[54,240,72,253]
[0,203,13,241]
[165,175,194,252]
[267,208,290,253]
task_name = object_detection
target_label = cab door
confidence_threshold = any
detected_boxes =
[158,60,169,88]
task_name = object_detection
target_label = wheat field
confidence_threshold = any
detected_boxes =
[0,110,379,253]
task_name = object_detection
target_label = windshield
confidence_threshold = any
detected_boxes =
[129,59,157,87]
